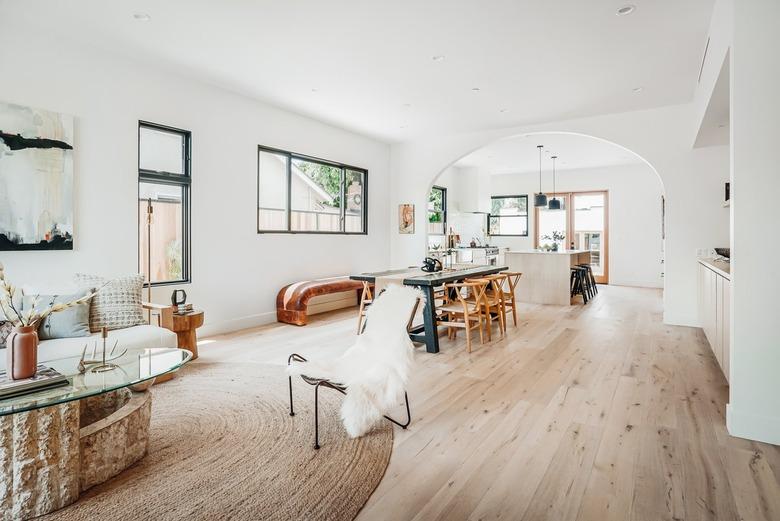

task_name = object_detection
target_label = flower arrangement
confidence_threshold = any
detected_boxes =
[0,262,96,329]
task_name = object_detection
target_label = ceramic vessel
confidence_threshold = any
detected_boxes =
[6,325,38,380]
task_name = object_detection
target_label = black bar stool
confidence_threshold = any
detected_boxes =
[570,266,590,304]
[577,263,598,297]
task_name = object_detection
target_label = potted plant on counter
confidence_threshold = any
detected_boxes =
[541,231,566,252]
[0,263,96,380]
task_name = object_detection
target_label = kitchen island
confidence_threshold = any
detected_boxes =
[506,250,592,305]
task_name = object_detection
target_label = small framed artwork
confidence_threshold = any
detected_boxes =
[398,204,415,234]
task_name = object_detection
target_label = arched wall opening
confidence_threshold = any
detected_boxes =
[422,131,667,294]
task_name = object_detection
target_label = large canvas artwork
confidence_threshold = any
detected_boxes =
[0,102,74,250]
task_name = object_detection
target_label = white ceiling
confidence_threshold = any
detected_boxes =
[3,0,715,143]
[454,133,643,174]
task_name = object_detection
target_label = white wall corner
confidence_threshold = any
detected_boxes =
[727,404,780,446]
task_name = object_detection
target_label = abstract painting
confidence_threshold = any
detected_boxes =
[0,101,74,250]
[398,204,415,234]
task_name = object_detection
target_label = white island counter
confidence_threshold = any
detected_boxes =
[506,250,592,305]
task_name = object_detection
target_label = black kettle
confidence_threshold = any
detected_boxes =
[421,257,443,273]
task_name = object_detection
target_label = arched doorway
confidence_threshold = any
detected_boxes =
[423,132,666,293]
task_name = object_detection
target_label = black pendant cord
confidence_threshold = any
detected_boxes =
[538,145,543,193]
[552,156,557,198]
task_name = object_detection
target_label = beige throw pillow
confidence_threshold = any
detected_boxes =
[74,274,145,332]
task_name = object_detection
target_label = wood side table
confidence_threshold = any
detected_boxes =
[162,310,205,360]
[154,310,204,384]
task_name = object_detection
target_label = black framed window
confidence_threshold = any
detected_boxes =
[138,122,191,286]
[257,145,367,234]
[488,195,528,236]
[428,186,447,235]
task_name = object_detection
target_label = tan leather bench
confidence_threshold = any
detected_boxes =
[276,277,366,326]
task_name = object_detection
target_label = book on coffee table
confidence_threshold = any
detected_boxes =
[0,365,70,399]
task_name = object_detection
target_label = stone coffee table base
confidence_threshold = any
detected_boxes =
[0,388,152,520]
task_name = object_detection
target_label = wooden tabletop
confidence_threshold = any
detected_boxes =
[350,265,508,287]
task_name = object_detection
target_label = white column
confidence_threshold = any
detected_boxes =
[727,0,780,444]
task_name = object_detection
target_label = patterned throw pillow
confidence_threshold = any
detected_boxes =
[0,321,13,347]
[74,274,145,332]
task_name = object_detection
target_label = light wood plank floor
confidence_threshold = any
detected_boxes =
[198,285,780,521]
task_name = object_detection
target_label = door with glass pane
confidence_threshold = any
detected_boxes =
[572,192,608,283]
[535,194,570,250]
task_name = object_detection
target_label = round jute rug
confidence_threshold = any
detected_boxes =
[45,362,393,521]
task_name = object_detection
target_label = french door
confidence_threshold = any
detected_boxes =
[534,190,609,284]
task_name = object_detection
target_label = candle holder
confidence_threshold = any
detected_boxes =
[79,327,126,374]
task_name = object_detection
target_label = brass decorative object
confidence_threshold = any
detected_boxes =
[78,327,126,374]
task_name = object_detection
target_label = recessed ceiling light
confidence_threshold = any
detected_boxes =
[432,55,446,62]
[616,5,636,16]
[632,86,644,93]
[471,87,481,92]
[311,88,319,93]
[133,12,151,21]
[499,108,508,113]
[402,103,412,108]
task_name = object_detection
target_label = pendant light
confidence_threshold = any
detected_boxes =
[548,155,561,210]
[534,145,548,207]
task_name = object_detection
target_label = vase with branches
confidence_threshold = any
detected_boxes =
[1,262,98,379]
[541,230,566,252]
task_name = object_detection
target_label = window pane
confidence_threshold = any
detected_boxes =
[491,196,527,216]
[428,188,444,212]
[290,159,342,232]
[428,187,446,235]
[537,197,567,249]
[490,216,527,236]
[139,126,185,174]
[345,169,365,233]
[139,182,184,283]
[258,150,290,231]
[573,193,605,276]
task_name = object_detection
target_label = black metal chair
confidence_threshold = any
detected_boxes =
[287,293,421,449]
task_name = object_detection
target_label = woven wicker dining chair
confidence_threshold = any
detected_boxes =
[497,271,522,327]
[465,275,506,341]
[436,280,488,353]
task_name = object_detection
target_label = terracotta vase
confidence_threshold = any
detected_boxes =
[6,325,38,380]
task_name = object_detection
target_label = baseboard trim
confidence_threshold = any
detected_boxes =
[727,404,780,445]
[609,280,663,289]
[199,311,277,338]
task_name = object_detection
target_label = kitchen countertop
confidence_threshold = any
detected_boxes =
[506,249,589,255]
[699,258,731,279]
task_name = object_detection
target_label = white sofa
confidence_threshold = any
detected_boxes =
[1,324,177,372]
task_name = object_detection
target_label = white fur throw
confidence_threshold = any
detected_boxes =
[288,283,422,438]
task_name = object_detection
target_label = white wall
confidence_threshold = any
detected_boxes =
[389,106,730,327]
[727,0,780,445]
[485,164,664,288]
[0,29,391,336]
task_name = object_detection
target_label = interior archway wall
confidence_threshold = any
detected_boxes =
[424,131,665,290]
[389,103,729,326]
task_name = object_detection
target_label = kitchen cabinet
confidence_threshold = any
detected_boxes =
[697,260,731,382]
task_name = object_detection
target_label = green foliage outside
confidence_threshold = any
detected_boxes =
[491,196,527,215]
[429,187,444,211]
[295,160,342,208]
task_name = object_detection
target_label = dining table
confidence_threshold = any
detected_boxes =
[350,264,508,353]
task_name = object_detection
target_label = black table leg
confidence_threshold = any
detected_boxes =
[420,285,440,353]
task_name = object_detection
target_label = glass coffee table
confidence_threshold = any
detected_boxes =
[0,347,191,520]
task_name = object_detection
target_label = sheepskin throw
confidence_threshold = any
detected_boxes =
[75,273,145,332]
[288,284,422,438]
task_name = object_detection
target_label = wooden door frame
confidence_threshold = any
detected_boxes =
[533,190,609,284]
